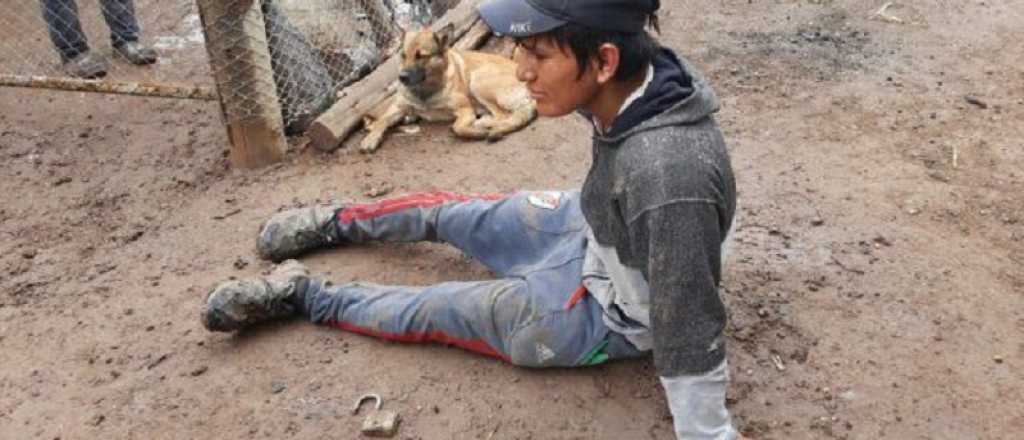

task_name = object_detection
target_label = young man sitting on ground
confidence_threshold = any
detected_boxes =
[201,1,750,438]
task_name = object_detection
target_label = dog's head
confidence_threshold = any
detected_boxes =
[399,24,454,97]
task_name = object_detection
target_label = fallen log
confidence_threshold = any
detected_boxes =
[307,0,490,152]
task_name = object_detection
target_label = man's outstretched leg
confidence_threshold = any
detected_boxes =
[201,260,642,367]
[254,192,512,263]
[256,191,585,277]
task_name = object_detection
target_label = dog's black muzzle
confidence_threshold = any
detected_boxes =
[399,67,426,86]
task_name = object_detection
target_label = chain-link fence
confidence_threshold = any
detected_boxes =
[0,1,215,92]
[0,0,457,134]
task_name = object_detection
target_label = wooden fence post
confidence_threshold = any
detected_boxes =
[196,0,287,169]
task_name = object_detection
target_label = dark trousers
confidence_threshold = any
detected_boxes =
[40,0,140,61]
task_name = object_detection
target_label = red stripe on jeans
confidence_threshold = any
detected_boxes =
[328,320,512,362]
[564,285,588,310]
[339,191,509,224]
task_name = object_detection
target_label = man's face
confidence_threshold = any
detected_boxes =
[514,36,600,117]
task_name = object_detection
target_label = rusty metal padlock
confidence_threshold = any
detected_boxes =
[353,394,400,438]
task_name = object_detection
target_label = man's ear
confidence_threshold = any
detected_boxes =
[595,43,621,84]
[435,23,455,48]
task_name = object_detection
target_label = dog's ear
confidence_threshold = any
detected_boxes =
[435,23,455,48]
[401,26,418,50]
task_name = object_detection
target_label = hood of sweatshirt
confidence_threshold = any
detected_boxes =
[597,48,720,141]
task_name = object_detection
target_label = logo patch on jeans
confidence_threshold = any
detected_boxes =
[527,191,561,210]
[535,342,556,363]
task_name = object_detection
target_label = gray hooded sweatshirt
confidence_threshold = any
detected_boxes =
[580,48,738,440]
[581,48,736,378]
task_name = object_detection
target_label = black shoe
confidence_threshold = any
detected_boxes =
[256,204,345,262]
[63,51,109,79]
[115,41,158,65]
[201,259,310,332]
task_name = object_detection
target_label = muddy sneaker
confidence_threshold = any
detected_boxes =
[62,51,109,79]
[256,204,344,262]
[201,259,310,332]
[115,41,158,65]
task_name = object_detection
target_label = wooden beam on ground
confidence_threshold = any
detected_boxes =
[307,0,490,152]
[0,75,218,100]
[196,0,287,169]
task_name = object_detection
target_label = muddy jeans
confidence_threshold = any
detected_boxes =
[40,0,140,61]
[291,191,645,367]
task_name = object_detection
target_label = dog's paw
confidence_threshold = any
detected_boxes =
[485,130,505,143]
[360,133,383,153]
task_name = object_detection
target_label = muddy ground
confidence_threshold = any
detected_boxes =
[1,1,1022,439]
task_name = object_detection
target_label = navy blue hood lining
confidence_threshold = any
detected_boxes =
[606,48,694,137]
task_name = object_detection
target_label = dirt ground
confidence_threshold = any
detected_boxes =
[1,1,1022,439]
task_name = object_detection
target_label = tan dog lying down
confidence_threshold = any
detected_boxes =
[360,25,536,153]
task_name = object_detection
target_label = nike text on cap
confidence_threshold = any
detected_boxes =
[478,0,659,37]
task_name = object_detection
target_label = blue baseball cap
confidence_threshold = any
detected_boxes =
[478,0,659,37]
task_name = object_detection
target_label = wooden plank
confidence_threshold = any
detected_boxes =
[196,0,287,169]
[307,0,488,152]
[453,19,492,51]
[0,75,218,100]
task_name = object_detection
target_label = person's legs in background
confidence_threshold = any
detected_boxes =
[40,0,108,78]
[41,0,87,61]
[100,0,157,64]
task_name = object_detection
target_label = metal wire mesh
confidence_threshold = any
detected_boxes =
[0,1,212,86]
[0,0,455,134]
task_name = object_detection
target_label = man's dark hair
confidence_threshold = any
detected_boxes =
[546,15,660,82]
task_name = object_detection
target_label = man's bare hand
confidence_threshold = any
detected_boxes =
[738,435,755,440]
